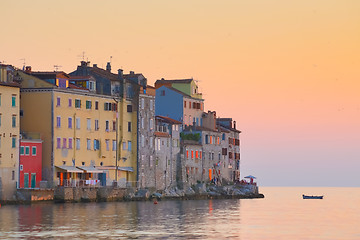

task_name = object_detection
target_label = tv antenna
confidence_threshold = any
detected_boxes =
[54,65,62,71]
[20,58,26,70]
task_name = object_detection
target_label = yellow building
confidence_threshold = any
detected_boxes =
[19,71,137,187]
[0,65,20,201]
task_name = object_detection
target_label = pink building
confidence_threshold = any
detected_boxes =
[19,138,42,188]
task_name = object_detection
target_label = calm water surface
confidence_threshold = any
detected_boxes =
[0,187,359,239]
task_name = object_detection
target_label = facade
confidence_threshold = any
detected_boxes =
[0,64,20,200]
[155,86,204,126]
[179,140,203,187]
[137,86,156,189]
[19,136,43,188]
[154,116,181,190]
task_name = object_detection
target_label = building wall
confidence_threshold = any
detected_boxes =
[181,143,203,187]
[138,94,156,189]
[20,89,121,186]
[19,140,42,188]
[155,86,183,123]
[0,84,20,200]
[183,96,204,126]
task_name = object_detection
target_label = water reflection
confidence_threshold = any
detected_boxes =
[0,199,241,239]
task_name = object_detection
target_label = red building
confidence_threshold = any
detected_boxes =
[19,138,42,188]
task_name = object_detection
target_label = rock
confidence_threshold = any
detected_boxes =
[207,191,221,196]
[151,192,162,200]
[185,187,195,196]
[193,183,207,194]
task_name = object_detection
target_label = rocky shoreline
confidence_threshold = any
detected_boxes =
[0,184,264,205]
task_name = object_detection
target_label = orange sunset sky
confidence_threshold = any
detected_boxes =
[1,0,359,186]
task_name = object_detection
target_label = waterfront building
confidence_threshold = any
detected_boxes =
[69,62,145,187]
[18,70,121,187]
[0,64,20,200]
[179,139,203,188]
[217,118,241,181]
[19,133,43,188]
[155,85,204,126]
[154,116,181,190]
[137,85,156,189]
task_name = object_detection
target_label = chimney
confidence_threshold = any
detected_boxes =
[80,61,87,67]
[130,71,134,75]
[93,64,97,68]
[106,62,111,72]
[25,66,32,73]
[118,69,123,79]
[233,121,236,129]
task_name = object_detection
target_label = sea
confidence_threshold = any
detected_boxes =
[0,187,359,239]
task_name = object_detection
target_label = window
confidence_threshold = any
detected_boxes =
[191,150,194,159]
[186,150,189,159]
[160,90,165,96]
[104,102,111,111]
[184,101,186,108]
[141,99,144,109]
[122,141,126,150]
[56,97,61,107]
[196,150,199,159]
[0,94,1,106]
[95,119,99,131]
[12,171,15,180]
[106,139,110,151]
[222,133,225,141]
[87,118,91,130]
[68,117,72,129]
[112,140,117,151]
[57,137,61,148]
[127,104,133,112]
[150,137,153,148]
[105,121,109,131]
[205,135,209,144]
[76,138,80,150]
[128,122,131,132]
[12,115,16,128]
[189,101,191,109]
[0,114,2,127]
[112,121,116,131]
[141,135,145,147]
[87,139,91,150]
[12,95,16,107]
[32,146,37,156]
[95,101,99,110]
[150,99,153,110]
[149,119,153,130]
[63,138,67,148]
[75,99,81,108]
[68,98,72,107]
[141,117,144,129]
[94,139,100,150]
[200,151,202,159]
[68,138,72,149]
[12,137,16,148]
[128,141,132,151]
[25,146,30,155]
[193,102,196,108]
[20,146,25,155]
[56,116,61,128]
[86,100,92,109]
[76,118,80,129]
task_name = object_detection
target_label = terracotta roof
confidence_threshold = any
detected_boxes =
[91,67,119,81]
[69,75,92,80]
[68,83,89,91]
[156,115,182,124]
[154,132,170,138]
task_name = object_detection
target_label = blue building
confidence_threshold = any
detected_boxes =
[155,85,204,126]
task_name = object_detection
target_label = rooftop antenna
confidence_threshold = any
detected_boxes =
[54,65,62,71]
[20,58,26,70]
[77,52,86,61]
[110,56,113,64]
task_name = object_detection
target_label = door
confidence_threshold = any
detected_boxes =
[31,173,36,188]
[24,173,29,188]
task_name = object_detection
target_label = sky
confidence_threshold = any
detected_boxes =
[1,0,359,187]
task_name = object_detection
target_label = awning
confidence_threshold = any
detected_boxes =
[118,167,134,172]
[56,166,84,173]
[77,166,104,173]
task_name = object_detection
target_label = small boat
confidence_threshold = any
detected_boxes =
[302,194,323,199]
